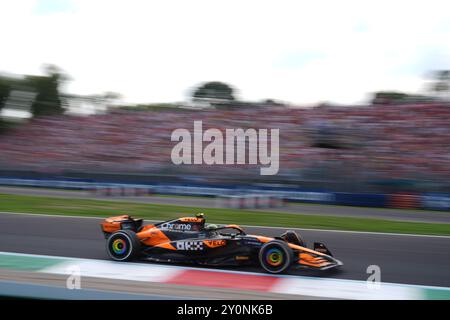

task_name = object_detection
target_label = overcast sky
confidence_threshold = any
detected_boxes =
[1,0,449,106]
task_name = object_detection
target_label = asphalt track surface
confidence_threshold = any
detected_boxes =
[1,186,450,223]
[0,213,449,287]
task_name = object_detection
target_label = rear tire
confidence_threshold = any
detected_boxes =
[106,229,141,261]
[258,240,293,274]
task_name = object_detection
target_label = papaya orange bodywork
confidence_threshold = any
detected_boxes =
[101,215,341,271]
[298,253,331,267]
[180,217,204,223]
[252,234,329,256]
[204,239,226,248]
[252,235,272,243]
[101,215,130,233]
[224,224,244,232]
[137,225,172,247]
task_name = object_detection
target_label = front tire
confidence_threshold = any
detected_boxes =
[106,230,141,261]
[258,240,293,274]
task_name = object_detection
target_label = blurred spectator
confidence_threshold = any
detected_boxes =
[0,103,449,193]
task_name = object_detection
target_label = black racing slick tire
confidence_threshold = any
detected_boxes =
[106,230,141,261]
[258,240,294,274]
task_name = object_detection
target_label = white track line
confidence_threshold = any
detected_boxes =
[1,211,450,239]
[247,225,450,239]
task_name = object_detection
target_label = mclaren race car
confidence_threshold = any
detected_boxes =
[100,213,343,274]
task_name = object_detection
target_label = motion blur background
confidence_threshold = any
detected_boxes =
[0,0,449,206]
[1,1,450,300]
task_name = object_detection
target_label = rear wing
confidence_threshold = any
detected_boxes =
[101,215,143,238]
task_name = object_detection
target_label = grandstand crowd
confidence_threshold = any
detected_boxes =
[0,103,449,193]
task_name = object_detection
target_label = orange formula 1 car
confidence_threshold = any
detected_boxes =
[101,213,343,274]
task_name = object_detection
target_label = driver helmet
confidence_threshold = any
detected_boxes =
[204,223,217,230]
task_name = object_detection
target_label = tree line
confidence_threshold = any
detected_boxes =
[1,66,450,129]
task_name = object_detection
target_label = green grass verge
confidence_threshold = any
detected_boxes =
[0,193,449,236]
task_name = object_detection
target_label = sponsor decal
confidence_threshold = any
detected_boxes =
[176,241,204,251]
[204,239,226,248]
[242,238,263,247]
[235,256,250,261]
[180,217,203,223]
[243,241,262,247]
[160,222,192,231]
